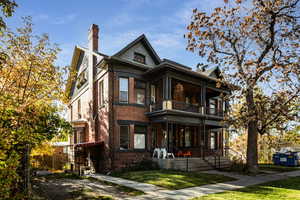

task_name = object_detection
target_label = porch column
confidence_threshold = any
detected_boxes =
[168,77,172,100]
[166,121,169,151]
[168,123,173,153]
[163,75,172,100]
[202,120,206,157]
[200,85,206,114]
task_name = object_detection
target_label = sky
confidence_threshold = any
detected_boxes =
[5,0,224,69]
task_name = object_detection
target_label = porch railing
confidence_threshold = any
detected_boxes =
[150,100,224,117]
[205,107,224,117]
[172,100,199,113]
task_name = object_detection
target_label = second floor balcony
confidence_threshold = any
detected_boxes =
[147,74,228,118]
[150,100,225,117]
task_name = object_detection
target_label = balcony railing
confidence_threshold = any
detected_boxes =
[150,100,224,117]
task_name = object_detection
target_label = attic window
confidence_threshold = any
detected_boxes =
[77,70,88,89]
[134,52,146,64]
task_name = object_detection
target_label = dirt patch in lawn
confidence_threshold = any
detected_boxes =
[32,173,143,200]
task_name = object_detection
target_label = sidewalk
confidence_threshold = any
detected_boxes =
[89,170,300,200]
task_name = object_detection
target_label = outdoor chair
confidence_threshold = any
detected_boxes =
[152,148,161,158]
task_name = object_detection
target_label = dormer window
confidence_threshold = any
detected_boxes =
[134,52,146,64]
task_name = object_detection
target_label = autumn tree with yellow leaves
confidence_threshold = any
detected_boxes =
[0,17,72,199]
[186,0,300,173]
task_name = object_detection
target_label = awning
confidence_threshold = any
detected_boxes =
[74,141,103,148]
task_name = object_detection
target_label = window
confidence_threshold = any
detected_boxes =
[150,84,156,104]
[135,80,146,105]
[99,80,104,106]
[70,105,73,121]
[119,77,128,103]
[120,125,129,150]
[134,125,146,149]
[210,132,217,150]
[209,99,217,114]
[77,99,81,119]
[133,52,146,64]
[77,69,88,89]
[75,128,85,144]
[185,127,191,147]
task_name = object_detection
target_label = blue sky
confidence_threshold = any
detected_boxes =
[6,0,223,68]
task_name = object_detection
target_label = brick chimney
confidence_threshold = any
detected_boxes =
[88,24,99,52]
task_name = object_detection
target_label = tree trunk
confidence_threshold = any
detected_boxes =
[246,88,259,173]
[24,144,31,198]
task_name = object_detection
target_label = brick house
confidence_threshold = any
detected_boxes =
[67,24,231,173]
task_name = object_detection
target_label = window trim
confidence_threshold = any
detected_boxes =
[119,77,129,103]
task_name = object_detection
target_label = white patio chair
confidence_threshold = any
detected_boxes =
[152,148,161,158]
[160,148,167,159]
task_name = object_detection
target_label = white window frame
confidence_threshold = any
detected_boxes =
[119,77,129,103]
[99,80,104,106]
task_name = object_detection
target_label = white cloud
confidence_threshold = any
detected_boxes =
[52,14,77,25]
[151,32,182,49]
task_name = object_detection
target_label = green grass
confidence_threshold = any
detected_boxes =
[87,177,145,196]
[259,164,300,172]
[111,170,236,190]
[192,176,300,200]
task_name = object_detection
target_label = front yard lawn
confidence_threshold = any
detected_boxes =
[111,170,236,190]
[192,176,300,200]
[259,164,300,172]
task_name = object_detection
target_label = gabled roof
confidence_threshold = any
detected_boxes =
[113,34,161,65]
[203,66,221,77]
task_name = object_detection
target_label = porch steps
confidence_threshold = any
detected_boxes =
[203,156,232,169]
[153,157,232,171]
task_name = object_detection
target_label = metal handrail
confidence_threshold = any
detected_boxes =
[226,147,246,163]
[203,149,222,169]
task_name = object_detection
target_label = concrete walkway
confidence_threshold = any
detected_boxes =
[89,170,300,200]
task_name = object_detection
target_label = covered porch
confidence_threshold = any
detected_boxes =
[150,118,225,158]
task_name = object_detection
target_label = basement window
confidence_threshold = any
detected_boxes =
[133,52,146,64]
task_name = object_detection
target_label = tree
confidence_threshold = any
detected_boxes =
[186,0,300,173]
[0,0,17,31]
[0,17,71,199]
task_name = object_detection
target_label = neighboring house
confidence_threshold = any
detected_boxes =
[67,24,231,173]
